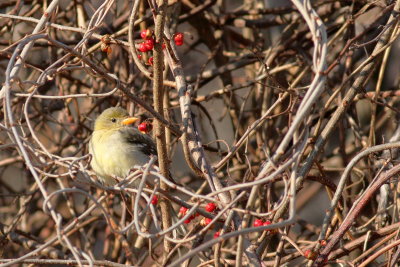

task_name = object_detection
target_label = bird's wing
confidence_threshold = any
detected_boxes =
[119,127,158,156]
[120,127,179,185]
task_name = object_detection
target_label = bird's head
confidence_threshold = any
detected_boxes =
[94,107,139,131]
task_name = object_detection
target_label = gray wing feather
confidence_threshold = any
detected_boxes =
[119,127,157,156]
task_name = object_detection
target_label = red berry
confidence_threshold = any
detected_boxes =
[304,249,317,260]
[200,217,212,226]
[214,231,220,238]
[205,202,217,212]
[138,123,146,132]
[162,43,166,50]
[151,195,158,205]
[263,220,271,226]
[253,219,263,227]
[184,214,195,224]
[138,122,153,133]
[174,32,184,46]
[148,56,153,66]
[319,239,327,246]
[137,54,142,60]
[138,42,148,52]
[179,206,188,217]
[144,38,154,50]
[180,206,188,213]
[140,29,153,40]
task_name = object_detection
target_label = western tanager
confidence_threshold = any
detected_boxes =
[89,107,157,186]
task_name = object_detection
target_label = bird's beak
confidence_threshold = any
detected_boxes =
[122,117,139,126]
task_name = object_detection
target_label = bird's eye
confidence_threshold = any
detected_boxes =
[111,118,117,123]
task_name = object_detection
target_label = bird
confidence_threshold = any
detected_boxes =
[89,107,158,186]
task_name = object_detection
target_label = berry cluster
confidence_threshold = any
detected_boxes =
[253,219,272,230]
[178,202,222,238]
[138,38,154,52]
[135,29,184,65]
[178,206,196,224]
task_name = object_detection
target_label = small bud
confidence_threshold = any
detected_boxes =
[100,44,112,55]
[101,34,111,44]
[304,249,317,260]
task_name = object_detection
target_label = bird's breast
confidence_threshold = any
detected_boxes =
[90,130,151,182]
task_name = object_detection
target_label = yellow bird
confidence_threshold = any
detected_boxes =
[89,107,157,186]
